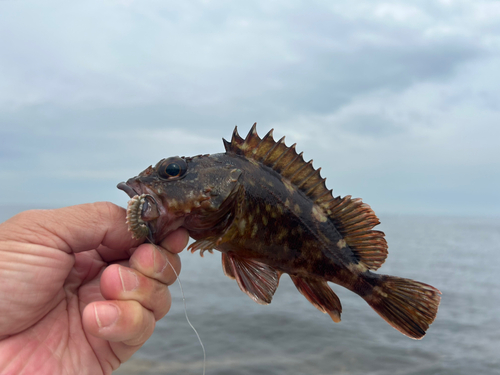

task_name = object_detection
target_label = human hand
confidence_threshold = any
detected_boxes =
[0,202,189,375]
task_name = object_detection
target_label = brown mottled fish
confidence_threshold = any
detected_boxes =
[117,124,441,339]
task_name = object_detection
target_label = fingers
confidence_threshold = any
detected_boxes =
[129,245,181,285]
[99,229,188,320]
[82,300,155,347]
[100,264,172,320]
[88,228,189,359]
[159,227,190,254]
[129,229,188,285]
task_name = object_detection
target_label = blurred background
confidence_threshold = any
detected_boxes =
[1,1,499,374]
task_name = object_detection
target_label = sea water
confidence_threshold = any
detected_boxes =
[2,208,499,374]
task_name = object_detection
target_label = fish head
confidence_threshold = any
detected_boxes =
[117,153,242,243]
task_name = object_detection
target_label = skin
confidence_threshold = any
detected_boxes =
[0,202,189,375]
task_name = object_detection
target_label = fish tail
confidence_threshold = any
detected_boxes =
[362,274,441,339]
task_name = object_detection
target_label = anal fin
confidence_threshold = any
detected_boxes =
[223,252,280,305]
[291,275,342,323]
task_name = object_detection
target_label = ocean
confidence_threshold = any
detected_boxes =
[1,207,499,374]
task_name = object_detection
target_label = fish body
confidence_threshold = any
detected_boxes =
[118,124,441,339]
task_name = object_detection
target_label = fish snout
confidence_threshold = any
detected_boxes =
[117,180,140,198]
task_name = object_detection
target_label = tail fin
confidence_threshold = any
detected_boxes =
[364,275,441,339]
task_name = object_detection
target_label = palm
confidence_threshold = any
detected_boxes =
[1,245,121,374]
[0,203,187,375]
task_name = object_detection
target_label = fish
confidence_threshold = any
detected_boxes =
[117,124,441,339]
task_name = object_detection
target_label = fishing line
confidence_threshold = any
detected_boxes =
[151,241,207,375]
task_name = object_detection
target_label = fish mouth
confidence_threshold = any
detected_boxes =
[117,180,185,244]
[117,181,162,242]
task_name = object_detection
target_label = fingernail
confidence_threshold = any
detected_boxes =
[153,247,168,274]
[118,266,139,292]
[95,304,119,328]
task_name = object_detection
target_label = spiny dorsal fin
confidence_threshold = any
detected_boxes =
[223,124,388,270]
[224,124,329,202]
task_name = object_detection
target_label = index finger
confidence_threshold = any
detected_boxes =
[0,202,142,255]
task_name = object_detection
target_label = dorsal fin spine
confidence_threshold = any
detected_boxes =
[288,159,311,181]
[262,144,278,164]
[297,167,321,189]
[251,122,258,131]
[315,189,334,205]
[233,126,241,139]
[248,122,258,139]
[275,146,298,172]
[268,137,288,168]
[282,152,305,177]
[231,127,244,150]
[253,138,266,158]
[306,168,323,190]
[305,178,326,196]
[259,130,275,161]
[264,136,284,166]
[264,129,275,139]
[251,136,265,157]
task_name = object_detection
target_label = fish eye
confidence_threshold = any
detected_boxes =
[157,157,188,180]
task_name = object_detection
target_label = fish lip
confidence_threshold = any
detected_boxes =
[117,180,184,244]
[117,182,139,198]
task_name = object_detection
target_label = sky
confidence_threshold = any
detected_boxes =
[1,0,499,217]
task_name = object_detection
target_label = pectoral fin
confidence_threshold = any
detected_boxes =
[222,252,280,305]
[221,252,235,279]
[291,275,342,323]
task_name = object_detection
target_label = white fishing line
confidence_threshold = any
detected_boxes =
[152,243,207,375]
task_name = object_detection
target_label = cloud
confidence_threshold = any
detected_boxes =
[0,0,487,113]
[0,0,499,215]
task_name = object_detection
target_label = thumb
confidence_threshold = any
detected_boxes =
[0,202,142,256]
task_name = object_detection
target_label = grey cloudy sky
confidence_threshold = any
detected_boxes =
[1,0,499,216]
